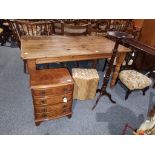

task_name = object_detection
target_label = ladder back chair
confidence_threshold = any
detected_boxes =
[15,20,54,36]
[108,19,132,32]
[8,20,54,73]
[62,22,91,36]
[62,21,93,68]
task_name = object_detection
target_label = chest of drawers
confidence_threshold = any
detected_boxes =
[30,68,74,126]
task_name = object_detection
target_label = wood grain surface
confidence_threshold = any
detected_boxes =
[21,35,130,63]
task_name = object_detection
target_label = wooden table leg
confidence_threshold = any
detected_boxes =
[110,52,127,88]
[92,59,98,68]
[27,59,36,74]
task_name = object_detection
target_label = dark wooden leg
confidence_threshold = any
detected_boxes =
[96,89,116,103]
[67,114,72,119]
[76,62,79,68]
[44,63,49,69]
[24,60,27,74]
[142,86,149,95]
[105,91,116,103]
[35,122,42,126]
[115,77,119,85]
[92,88,116,110]
[60,62,66,67]
[122,123,136,135]
[1,33,5,46]
[125,89,132,100]
[153,82,155,89]
[0,35,2,45]
[102,59,108,72]
[92,41,119,110]
[92,60,97,69]
[92,93,103,110]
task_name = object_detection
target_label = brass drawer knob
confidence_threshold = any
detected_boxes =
[41,100,46,105]
[63,97,67,103]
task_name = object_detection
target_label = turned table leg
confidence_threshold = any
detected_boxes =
[92,59,98,68]
[27,59,37,74]
[110,52,127,88]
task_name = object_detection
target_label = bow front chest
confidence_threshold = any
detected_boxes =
[30,68,74,126]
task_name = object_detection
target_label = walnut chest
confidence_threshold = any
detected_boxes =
[30,68,74,126]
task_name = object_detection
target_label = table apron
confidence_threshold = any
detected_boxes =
[35,54,113,64]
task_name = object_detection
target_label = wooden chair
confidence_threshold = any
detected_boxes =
[91,19,110,36]
[53,20,65,35]
[8,20,21,47]
[0,20,13,46]
[15,20,54,36]
[8,20,54,73]
[53,21,92,68]
[53,20,78,34]
[147,67,155,89]
[107,19,132,32]
[62,22,91,36]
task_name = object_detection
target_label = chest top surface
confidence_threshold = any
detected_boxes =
[30,68,73,89]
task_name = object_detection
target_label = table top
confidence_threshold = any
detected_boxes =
[21,35,130,63]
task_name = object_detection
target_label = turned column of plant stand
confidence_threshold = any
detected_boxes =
[92,31,132,110]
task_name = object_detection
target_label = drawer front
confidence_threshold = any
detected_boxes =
[33,93,73,106]
[34,101,72,113]
[32,84,73,97]
[35,103,72,120]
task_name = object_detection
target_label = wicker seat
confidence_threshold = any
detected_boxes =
[119,70,152,100]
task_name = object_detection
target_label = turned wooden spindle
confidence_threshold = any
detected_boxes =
[92,31,132,110]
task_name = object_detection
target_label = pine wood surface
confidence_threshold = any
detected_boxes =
[21,35,130,63]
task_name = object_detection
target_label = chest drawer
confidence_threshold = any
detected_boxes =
[32,84,73,97]
[34,101,72,113]
[33,93,73,106]
[35,102,72,120]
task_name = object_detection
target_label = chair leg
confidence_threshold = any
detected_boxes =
[125,89,132,100]
[102,59,108,72]
[24,60,27,74]
[76,61,79,68]
[115,77,119,86]
[153,82,155,89]
[92,60,97,69]
[0,34,5,46]
[44,63,50,69]
[142,86,149,96]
